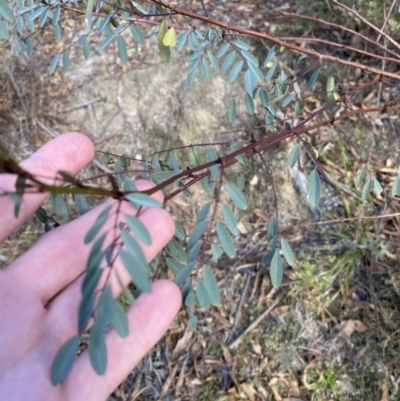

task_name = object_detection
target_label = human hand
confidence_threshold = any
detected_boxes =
[0,133,182,401]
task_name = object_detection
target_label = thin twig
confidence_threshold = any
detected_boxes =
[377,0,397,43]
[228,289,288,349]
[57,98,103,113]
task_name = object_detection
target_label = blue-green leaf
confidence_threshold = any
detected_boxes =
[216,223,236,258]
[222,204,239,235]
[111,300,129,338]
[62,51,70,72]
[196,279,210,311]
[197,202,211,224]
[207,147,220,179]
[355,167,367,188]
[282,93,295,107]
[361,179,372,201]
[0,0,14,23]
[221,51,236,74]
[244,93,254,115]
[308,169,321,208]
[288,144,301,168]
[211,243,223,262]
[50,336,79,385]
[117,35,128,62]
[125,193,162,208]
[168,240,187,263]
[259,88,270,108]
[270,250,283,288]
[226,183,248,210]
[373,178,383,196]
[306,69,319,92]
[120,231,148,274]
[188,221,207,250]
[120,250,152,293]
[89,320,107,375]
[229,60,244,83]
[203,265,220,305]
[392,176,400,196]
[217,42,230,58]
[166,257,183,276]
[234,40,249,50]
[207,50,220,72]
[130,23,144,44]
[228,98,236,122]
[244,69,256,94]
[74,194,88,216]
[125,214,151,246]
[49,53,61,75]
[267,219,277,242]
[174,223,185,240]
[281,238,295,266]
[84,206,112,244]
[265,63,277,81]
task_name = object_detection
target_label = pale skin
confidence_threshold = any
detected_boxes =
[0,133,182,401]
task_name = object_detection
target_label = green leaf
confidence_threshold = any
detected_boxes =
[125,214,151,246]
[185,289,196,307]
[188,221,207,250]
[228,98,236,123]
[265,63,277,81]
[51,193,69,223]
[62,51,70,72]
[168,240,187,263]
[259,88,270,108]
[53,6,60,25]
[270,250,283,288]
[234,40,249,50]
[84,0,95,35]
[0,0,14,23]
[168,150,180,170]
[211,243,223,262]
[49,53,61,75]
[355,167,367,188]
[166,257,183,276]
[207,50,220,72]
[217,42,230,58]
[187,61,198,89]
[392,176,400,196]
[216,223,236,258]
[201,58,212,81]
[84,206,111,244]
[174,261,195,286]
[262,238,276,266]
[130,23,144,44]
[201,178,214,195]
[247,61,264,82]
[207,147,220,179]
[120,250,152,293]
[288,144,301,168]
[373,178,383,196]
[188,146,201,166]
[265,114,275,131]
[117,35,128,62]
[163,27,177,47]
[54,23,61,42]
[244,69,256,94]
[226,183,248,210]
[188,314,197,330]
[174,223,185,240]
[111,300,129,338]
[177,30,189,51]
[244,93,254,115]
[229,60,244,83]
[282,93,295,107]
[267,219,277,241]
[281,238,295,266]
[51,336,79,385]
[221,51,236,74]
[264,46,276,67]
[120,231,148,274]
[308,169,320,208]
[158,19,170,62]
[86,233,106,271]
[326,76,335,93]
[196,279,210,311]
[197,202,211,224]
[362,179,373,201]
[221,204,239,235]
[89,320,107,375]
[78,287,96,334]
[306,69,320,92]
[203,265,220,305]
[125,193,162,208]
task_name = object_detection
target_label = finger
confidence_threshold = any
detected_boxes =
[63,280,182,401]
[5,180,170,304]
[0,133,95,242]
